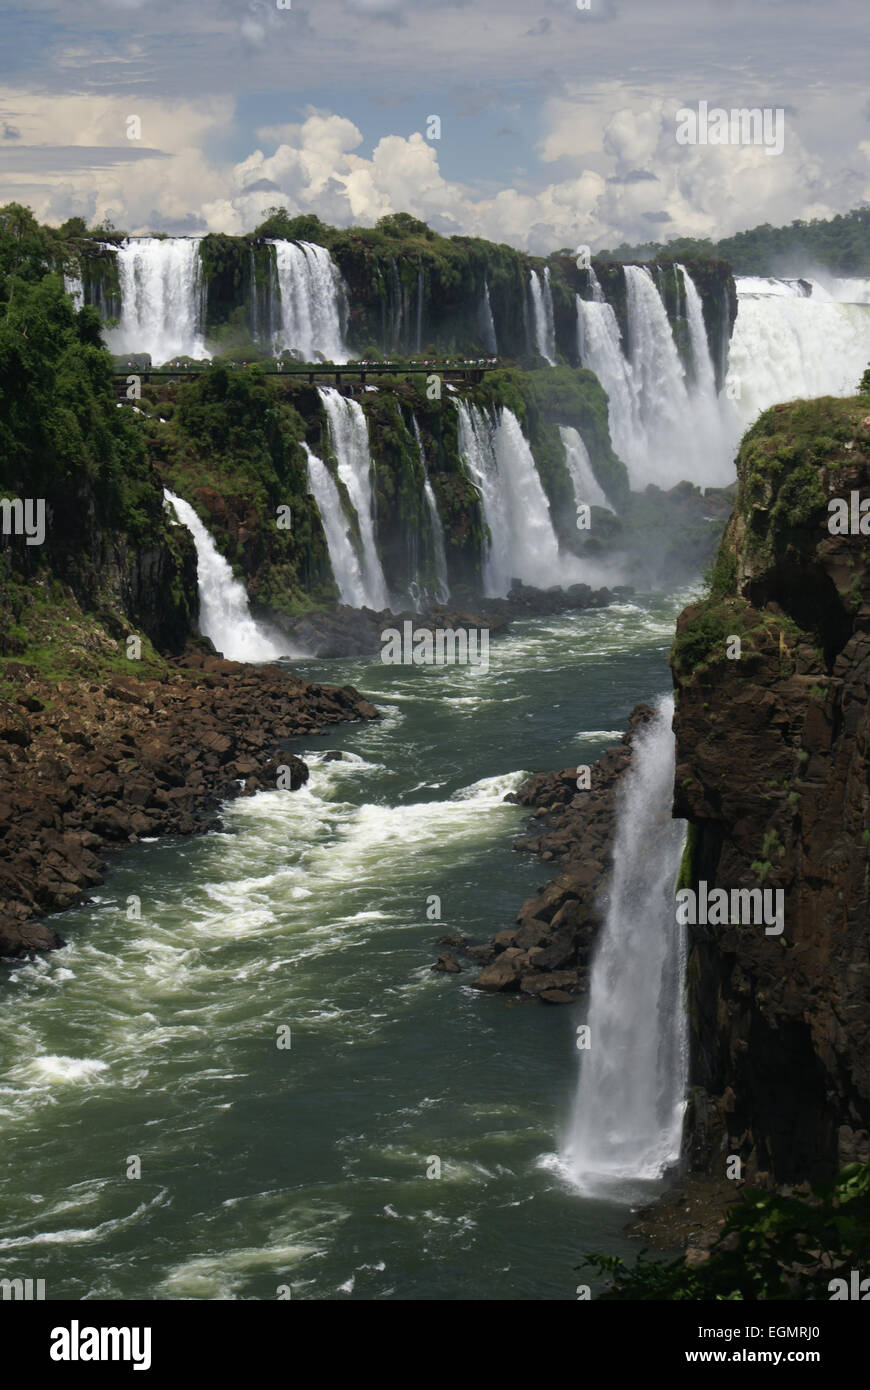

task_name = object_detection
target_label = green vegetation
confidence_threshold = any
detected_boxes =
[597,206,870,277]
[0,204,196,673]
[580,1163,870,1300]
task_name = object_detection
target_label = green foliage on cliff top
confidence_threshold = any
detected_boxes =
[597,205,870,276]
[580,1163,870,1300]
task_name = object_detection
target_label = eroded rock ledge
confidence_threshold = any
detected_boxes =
[0,648,378,958]
[434,703,657,1002]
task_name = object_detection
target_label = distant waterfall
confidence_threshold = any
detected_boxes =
[529,268,556,364]
[576,264,731,490]
[318,387,389,610]
[575,291,640,470]
[477,279,498,354]
[560,425,614,513]
[271,241,348,362]
[412,418,450,606]
[562,698,687,1195]
[678,263,717,394]
[726,276,870,436]
[456,402,564,596]
[109,239,207,364]
[163,491,286,662]
[302,443,368,608]
[64,270,84,310]
[415,266,424,354]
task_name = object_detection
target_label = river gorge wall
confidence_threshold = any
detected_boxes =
[671,394,870,1182]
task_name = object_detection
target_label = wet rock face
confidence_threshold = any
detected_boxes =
[452,703,658,1001]
[672,397,870,1183]
[0,652,378,959]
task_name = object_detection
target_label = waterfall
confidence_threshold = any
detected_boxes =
[302,443,368,608]
[726,276,870,436]
[576,292,641,469]
[318,387,389,610]
[477,278,498,354]
[456,402,564,596]
[559,425,614,513]
[415,265,423,354]
[163,491,286,662]
[412,418,450,605]
[678,263,716,394]
[109,239,207,363]
[562,697,687,1195]
[529,268,556,364]
[64,269,84,310]
[578,264,730,491]
[271,241,348,362]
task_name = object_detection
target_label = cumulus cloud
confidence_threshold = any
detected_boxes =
[0,74,864,251]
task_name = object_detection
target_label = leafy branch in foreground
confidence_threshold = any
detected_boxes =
[579,1163,870,1300]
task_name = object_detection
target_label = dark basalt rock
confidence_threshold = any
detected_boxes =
[461,703,658,1000]
[672,396,870,1182]
[0,649,379,959]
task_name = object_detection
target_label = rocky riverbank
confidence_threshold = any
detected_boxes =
[0,646,378,958]
[432,703,658,1001]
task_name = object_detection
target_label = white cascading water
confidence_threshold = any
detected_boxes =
[109,239,208,363]
[318,387,389,610]
[163,491,286,662]
[271,241,348,362]
[577,264,732,490]
[529,268,556,364]
[562,697,687,1194]
[64,271,84,310]
[726,276,870,437]
[456,402,566,596]
[478,278,498,355]
[575,290,641,471]
[412,418,450,605]
[302,442,368,608]
[559,425,614,513]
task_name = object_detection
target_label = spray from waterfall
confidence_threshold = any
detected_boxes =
[163,491,287,662]
[562,697,687,1196]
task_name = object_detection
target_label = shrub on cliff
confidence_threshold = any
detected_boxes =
[579,1163,870,1300]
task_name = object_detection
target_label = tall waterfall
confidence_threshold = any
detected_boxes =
[302,443,368,608]
[271,241,348,362]
[477,278,498,354]
[456,402,564,596]
[726,276,870,435]
[575,291,640,471]
[413,418,450,605]
[318,387,389,610]
[109,239,207,363]
[529,268,556,364]
[562,698,687,1195]
[560,425,614,513]
[163,491,286,662]
[576,264,731,490]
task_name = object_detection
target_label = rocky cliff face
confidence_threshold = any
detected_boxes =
[671,394,870,1183]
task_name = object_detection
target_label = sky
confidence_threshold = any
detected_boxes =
[0,0,867,252]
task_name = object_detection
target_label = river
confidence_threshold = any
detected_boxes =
[0,590,692,1300]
